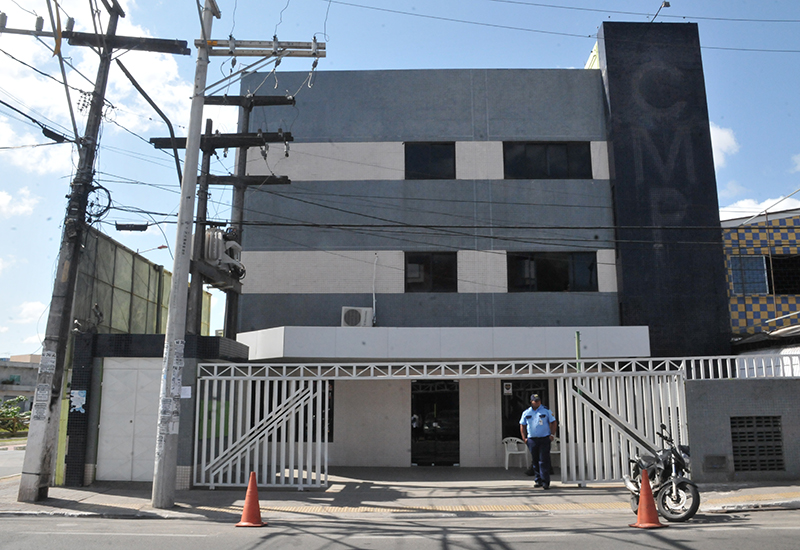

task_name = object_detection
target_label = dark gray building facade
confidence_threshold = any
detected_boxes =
[236,22,729,358]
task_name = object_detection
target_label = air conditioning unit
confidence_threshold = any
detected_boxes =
[341,307,373,327]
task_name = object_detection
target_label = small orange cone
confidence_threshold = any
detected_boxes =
[629,469,667,529]
[236,472,266,527]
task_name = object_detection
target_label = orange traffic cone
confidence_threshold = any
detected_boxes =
[629,469,667,529]
[236,471,266,527]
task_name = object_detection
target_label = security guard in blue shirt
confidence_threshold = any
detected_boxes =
[519,393,557,489]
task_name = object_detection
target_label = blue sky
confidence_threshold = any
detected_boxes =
[1,0,799,356]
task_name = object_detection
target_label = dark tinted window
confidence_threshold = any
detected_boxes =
[405,142,456,180]
[769,255,800,294]
[405,252,458,292]
[507,252,597,292]
[503,142,592,179]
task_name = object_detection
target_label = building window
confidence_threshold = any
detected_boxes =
[503,142,592,179]
[507,252,597,292]
[405,252,458,292]
[730,254,800,295]
[405,142,456,180]
[768,255,800,294]
[730,255,768,294]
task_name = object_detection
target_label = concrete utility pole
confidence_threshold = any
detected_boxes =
[13,1,189,503]
[152,95,296,339]
[151,0,221,510]
[18,3,123,503]
[150,10,323,507]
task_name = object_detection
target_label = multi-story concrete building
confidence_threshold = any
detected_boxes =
[723,209,800,345]
[228,22,730,470]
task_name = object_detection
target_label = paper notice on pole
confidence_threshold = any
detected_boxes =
[31,402,48,422]
[35,384,50,403]
[180,386,192,399]
[39,351,56,374]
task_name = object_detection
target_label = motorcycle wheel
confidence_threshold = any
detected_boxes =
[630,493,639,515]
[655,481,700,522]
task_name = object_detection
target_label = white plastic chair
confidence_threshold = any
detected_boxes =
[502,437,530,470]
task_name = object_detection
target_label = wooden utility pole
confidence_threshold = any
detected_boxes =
[14,1,189,502]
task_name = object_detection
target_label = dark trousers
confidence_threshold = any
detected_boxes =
[526,436,552,486]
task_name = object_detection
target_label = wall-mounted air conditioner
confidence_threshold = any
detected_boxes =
[341,307,373,327]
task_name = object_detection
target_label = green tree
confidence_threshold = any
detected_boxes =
[0,396,30,434]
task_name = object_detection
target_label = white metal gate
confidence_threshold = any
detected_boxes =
[193,364,328,489]
[556,367,687,484]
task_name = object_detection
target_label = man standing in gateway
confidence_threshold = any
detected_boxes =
[519,393,558,489]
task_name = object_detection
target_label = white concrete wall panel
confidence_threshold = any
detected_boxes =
[591,141,610,180]
[455,141,504,180]
[329,380,411,466]
[239,325,651,360]
[491,327,548,358]
[241,250,405,294]
[457,250,508,293]
[248,142,405,181]
[459,378,503,467]
[596,249,618,293]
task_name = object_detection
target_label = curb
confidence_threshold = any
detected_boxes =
[1,499,799,521]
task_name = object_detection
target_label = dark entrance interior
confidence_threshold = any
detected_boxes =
[502,380,551,439]
[411,380,459,465]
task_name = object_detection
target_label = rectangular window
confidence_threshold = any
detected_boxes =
[405,252,458,292]
[769,255,800,294]
[405,142,456,180]
[503,142,592,179]
[730,254,800,295]
[507,252,598,292]
[730,255,768,295]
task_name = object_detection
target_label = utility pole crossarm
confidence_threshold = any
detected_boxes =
[64,31,190,55]
[204,95,296,107]
[149,132,293,150]
[196,38,326,58]
[207,175,290,186]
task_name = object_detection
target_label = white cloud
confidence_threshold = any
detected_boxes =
[13,302,48,325]
[717,180,746,201]
[719,197,800,221]
[791,153,800,173]
[709,122,740,169]
[0,327,8,333]
[22,333,45,346]
[0,188,40,218]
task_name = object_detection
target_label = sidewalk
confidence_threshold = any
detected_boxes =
[1,467,799,522]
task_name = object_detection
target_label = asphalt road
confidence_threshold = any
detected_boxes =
[1,509,799,549]
[0,450,23,479]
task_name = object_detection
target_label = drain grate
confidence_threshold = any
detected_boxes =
[730,416,785,472]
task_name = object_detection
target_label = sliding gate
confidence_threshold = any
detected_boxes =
[556,364,687,484]
[194,364,328,489]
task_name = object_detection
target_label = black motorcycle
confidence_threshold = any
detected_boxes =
[622,423,700,522]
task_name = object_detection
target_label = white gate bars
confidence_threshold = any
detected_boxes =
[556,372,687,484]
[194,365,328,489]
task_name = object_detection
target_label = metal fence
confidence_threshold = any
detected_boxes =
[194,364,328,489]
[194,354,799,487]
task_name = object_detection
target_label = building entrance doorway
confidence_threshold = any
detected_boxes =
[502,380,550,439]
[411,380,459,465]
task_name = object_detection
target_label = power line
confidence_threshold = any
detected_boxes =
[322,0,800,53]
[323,0,594,39]
[484,0,800,23]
